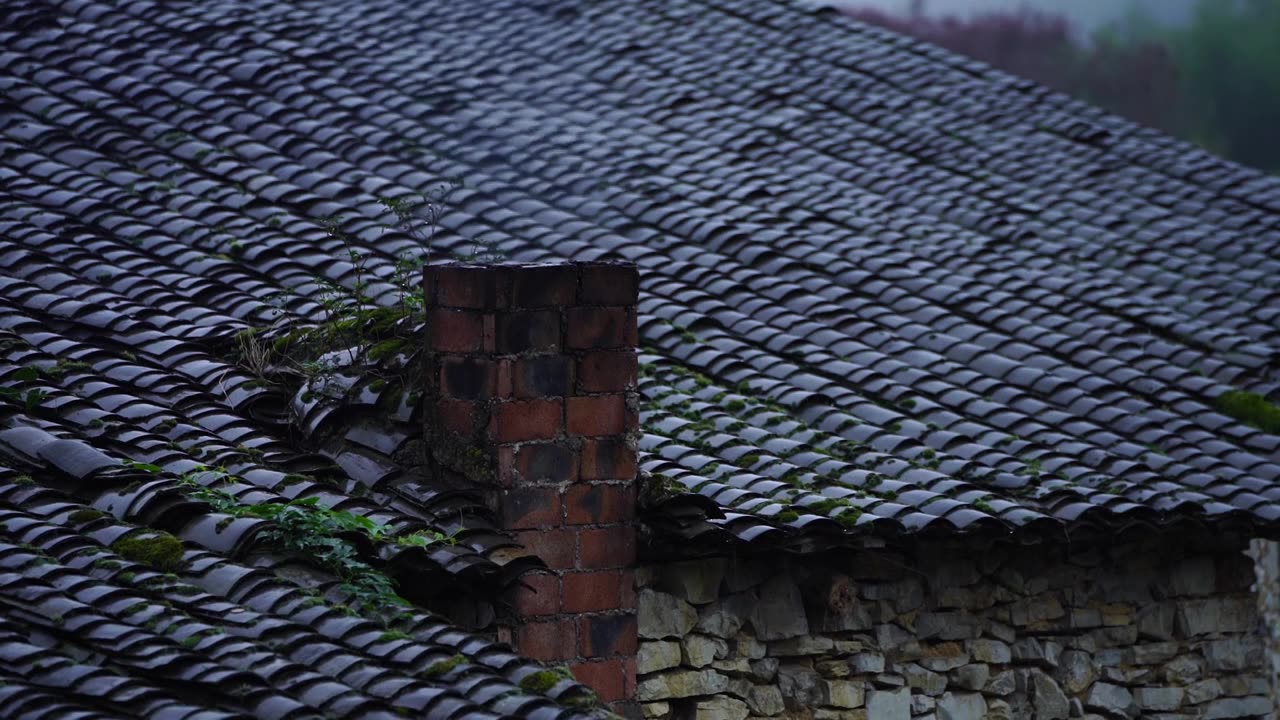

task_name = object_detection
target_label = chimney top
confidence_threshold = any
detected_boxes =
[419,261,641,713]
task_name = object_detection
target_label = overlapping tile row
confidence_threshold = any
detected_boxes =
[0,466,599,719]
[0,0,1276,688]
[0,291,530,585]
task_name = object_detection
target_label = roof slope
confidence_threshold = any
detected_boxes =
[2,0,1280,711]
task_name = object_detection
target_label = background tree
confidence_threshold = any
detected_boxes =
[848,0,1280,173]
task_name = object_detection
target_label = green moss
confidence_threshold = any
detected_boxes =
[806,498,847,514]
[423,653,466,676]
[518,669,567,693]
[836,507,863,528]
[1216,390,1280,434]
[379,630,412,642]
[561,688,601,709]
[14,474,34,486]
[111,532,185,573]
[775,510,800,522]
[68,508,107,524]
[368,338,406,362]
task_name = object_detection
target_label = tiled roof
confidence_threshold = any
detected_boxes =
[2,0,1280,711]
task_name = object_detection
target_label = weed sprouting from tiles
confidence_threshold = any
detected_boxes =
[1216,390,1280,435]
[423,653,467,677]
[110,531,185,573]
[229,180,474,415]
[159,464,456,623]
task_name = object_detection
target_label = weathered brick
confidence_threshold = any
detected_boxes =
[619,569,636,610]
[426,308,483,352]
[578,263,639,306]
[511,572,561,617]
[517,618,577,662]
[501,486,561,529]
[512,264,578,308]
[564,483,635,525]
[579,526,636,570]
[578,351,638,393]
[566,306,636,350]
[514,355,573,398]
[440,356,495,399]
[563,570,624,613]
[433,398,477,437]
[428,264,498,309]
[511,442,578,484]
[515,528,576,570]
[579,439,637,481]
[497,310,560,354]
[567,395,627,437]
[579,613,638,657]
[571,658,630,703]
[492,398,562,443]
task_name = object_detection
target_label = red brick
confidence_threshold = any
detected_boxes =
[496,311,560,354]
[567,395,627,437]
[510,573,561,617]
[579,439,637,482]
[512,264,578,308]
[428,264,498,309]
[619,569,636,610]
[514,442,578,484]
[565,306,636,350]
[623,657,637,696]
[426,308,484,352]
[482,313,497,353]
[515,528,576,570]
[439,356,495,399]
[433,398,477,436]
[578,526,636,570]
[495,359,513,398]
[497,445,518,487]
[517,618,577,662]
[578,351,637,393]
[578,613,637,657]
[578,264,639,306]
[501,486,561,529]
[570,658,629,703]
[492,398,562,443]
[562,570,623,613]
[514,355,573,398]
[564,483,635,525]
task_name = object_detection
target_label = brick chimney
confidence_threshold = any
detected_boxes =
[420,262,640,712]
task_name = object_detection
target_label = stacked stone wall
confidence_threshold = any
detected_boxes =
[635,533,1269,719]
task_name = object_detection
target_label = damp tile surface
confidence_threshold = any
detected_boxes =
[3,0,1280,715]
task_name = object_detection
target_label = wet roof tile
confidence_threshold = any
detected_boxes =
[3,0,1280,709]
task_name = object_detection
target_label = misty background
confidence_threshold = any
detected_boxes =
[830,0,1280,174]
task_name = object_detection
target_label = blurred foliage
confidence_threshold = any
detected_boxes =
[849,0,1280,173]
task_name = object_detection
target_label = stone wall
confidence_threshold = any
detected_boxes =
[634,532,1270,720]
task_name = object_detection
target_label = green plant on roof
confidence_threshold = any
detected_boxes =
[835,507,863,528]
[518,665,580,695]
[111,531,185,573]
[67,508,107,524]
[1216,390,1280,435]
[395,529,457,549]
[423,653,467,677]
